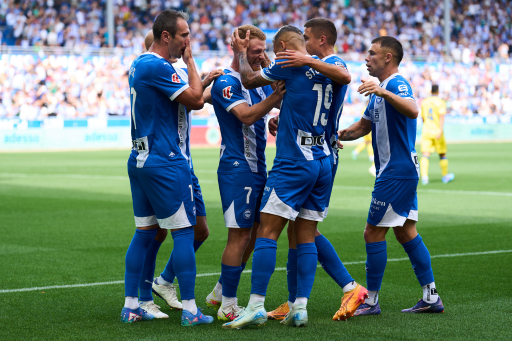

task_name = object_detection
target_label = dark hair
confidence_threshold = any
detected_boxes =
[273,25,303,44]
[153,10,189,40]
[431,84,439,94]
[304,18,337,45]
[371,36,404,65]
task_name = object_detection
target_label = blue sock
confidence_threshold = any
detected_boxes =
[139,239,162,301]
[402,235,434,286]
[221,263,243,298]
[168,227,196,300]
[251,238,277,295]
[193,239,204,252]
[287,248,297,303]
[365,241,387,291]
[316,234,354,288]
[218,262,246,286]
[124,229,157,297]
[160,239,204,284]
[296,243,318,299]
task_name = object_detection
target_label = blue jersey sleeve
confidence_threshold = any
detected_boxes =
[152,62,189,101]
[362,103,371,121]
[387,77,415,100]
[261,60,292,82]
[212,75,247,112]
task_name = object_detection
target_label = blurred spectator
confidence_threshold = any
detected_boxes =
[1,52,512,120]
[0,0,511,60]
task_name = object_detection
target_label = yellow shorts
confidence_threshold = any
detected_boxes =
[421,134,447,155]
[363,133,372,143]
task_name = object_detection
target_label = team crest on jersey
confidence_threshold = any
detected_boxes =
[171,73,180,83]
[376,96,383,104]
[243,209,252,220]
[223,86,233,99]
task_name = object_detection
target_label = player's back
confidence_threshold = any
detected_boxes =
[323,54,349,164]
[421,96,446,139]
[364,73,419,179]
[211,68,272,174]
[261,56,332,161]
[128,53,190,168]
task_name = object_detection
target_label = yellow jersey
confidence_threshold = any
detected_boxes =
[420,96,446,139]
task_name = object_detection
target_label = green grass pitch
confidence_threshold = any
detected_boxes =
[1,143,511,340]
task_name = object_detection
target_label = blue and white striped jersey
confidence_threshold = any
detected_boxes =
[363,73,420,179]
[322,54,349,165]
[128,52,190,168]
[261,55,332,161]
[211,67,273,174]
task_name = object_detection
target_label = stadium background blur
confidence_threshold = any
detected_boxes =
[1,0,512,149]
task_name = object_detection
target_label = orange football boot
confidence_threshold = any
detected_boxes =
[267,302,290,320]
[332,284,369,321]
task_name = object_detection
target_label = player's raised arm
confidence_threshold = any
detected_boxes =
[174,42,204,110]
[358,79,418,119]
[275,50,351,85]
[230,80,285,126]
[231,29,274,89]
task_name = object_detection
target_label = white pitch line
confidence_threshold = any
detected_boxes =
[1,249,511,294]
[333,185,512,197]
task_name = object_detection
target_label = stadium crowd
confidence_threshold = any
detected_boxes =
[1,52,512,120]
[1,0,512,61]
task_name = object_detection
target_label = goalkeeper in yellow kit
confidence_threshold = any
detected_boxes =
[419,85,454,185]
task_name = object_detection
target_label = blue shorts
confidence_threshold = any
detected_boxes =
[367,178,419,227]
[218,171,267,228]
[128,163,196,229]
[260,157,332,222]
[191,168,206,217]
[323,161,339,218]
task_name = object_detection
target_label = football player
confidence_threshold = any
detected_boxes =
[224,25,340,329]
[204,24,285,322]
[338,36,444,315]
[122,10,213,326]
[266,18,368,322]
[137,29,224,318]
[419,84,454,185]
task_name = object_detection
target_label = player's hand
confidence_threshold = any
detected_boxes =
[337,129,348,144]
[275,50,312,68]
[358,79,385,97]
[261,52,272,68]
[274,80,286,98]
[202,69,225,89]
[182,41,193,64]
[436,131,442,139]
[231,28,250,55]
[268,116,279,136]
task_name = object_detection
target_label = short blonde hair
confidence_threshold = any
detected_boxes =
[236,25,266,41]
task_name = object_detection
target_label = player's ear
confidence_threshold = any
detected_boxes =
[280,41,286,51]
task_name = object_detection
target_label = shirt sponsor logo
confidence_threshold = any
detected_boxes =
[223,86,233,99]
[372,197,386,206]
[172,73,180,83]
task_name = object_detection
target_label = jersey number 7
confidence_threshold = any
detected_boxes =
[312,83,332,126]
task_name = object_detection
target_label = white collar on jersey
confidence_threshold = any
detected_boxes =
[321,54,337,61]
[380,72,401,86]
[145,51,164,59]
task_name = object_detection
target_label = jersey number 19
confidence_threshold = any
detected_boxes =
[312,83,332,126]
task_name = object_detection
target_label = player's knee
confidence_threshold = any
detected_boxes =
[364,224,387,243]
[422,153,430,158]
[193,216,209,241]
[155,227,168,242]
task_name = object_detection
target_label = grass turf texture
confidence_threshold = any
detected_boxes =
[0,143,511,340]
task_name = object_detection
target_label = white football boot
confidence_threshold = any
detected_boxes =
[139,301,169,318]
[152,280,183,310]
